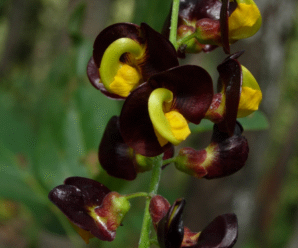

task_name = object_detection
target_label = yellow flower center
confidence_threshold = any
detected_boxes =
[109,64,141,97]
[229,1,261,40]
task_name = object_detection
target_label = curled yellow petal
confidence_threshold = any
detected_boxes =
[229,1,262,41]
[238,65,262,118]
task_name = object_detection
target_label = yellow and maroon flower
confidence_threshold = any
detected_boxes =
[164,0,261,56]
[205,51,262,136]
[119,65,214,157]
[175,122,248,179]
[149,195,238,248]
[87,23,179,99]
[48,177,130,243]
[99,116,174,180]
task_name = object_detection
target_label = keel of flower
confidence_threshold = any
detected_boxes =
[108,64,141,97]
[148,88,191,146]
[100,38,143,97]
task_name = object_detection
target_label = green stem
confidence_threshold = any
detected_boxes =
[125,192,149,200]
[138,154,163,248]
[177,32,197,47]
[169,0,180,49]
[162,157,177,166]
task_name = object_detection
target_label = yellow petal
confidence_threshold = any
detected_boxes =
[237,65,262,117]
[109,64,141,97]
[238,86,262,117]
[165,111,191,142]
[229,1,262,41]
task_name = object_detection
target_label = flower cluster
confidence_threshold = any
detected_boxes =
[49,0,263,247]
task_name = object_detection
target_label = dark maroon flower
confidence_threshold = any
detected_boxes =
[149,195,238,248]
[99,116,175,180]
[119,65,213,157]
[175,121,248,179]
[48,177,130,243]
[87,23,179,99]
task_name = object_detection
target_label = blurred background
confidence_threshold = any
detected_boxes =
[0,0,298,247]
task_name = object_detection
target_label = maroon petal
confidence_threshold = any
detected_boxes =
[120,83,172,157]
[149,65,214,124]
[99,116,137,180]
[217,53,242,136]
[93,23,142,68]
[204,122,249,179]
[192,214,238,248]
[220,0,230,54]
[139,23,179,81]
